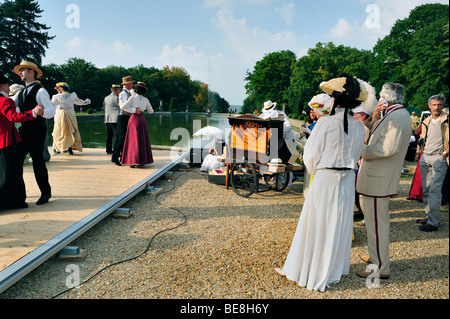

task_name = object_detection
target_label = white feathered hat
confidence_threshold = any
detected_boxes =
[354,78,377,115]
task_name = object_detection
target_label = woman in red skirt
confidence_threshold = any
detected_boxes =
[120,82,154,168]
[407,124,423,201]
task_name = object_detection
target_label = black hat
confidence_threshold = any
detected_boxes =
[0,75,11,85]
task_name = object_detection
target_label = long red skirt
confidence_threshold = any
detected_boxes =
[408,155,423,201]
[121,114,153,166]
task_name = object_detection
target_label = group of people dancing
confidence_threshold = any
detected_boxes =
[272,74,448,292]
[0,61,155,210]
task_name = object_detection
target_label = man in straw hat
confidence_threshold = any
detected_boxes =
[104,84,121,154]
[111,76,135,166]
[356,82,412,280]
[11,61,55,205]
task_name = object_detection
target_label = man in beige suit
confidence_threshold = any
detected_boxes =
[356,83,412,279]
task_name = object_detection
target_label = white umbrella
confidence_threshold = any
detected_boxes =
[193,126,224,139]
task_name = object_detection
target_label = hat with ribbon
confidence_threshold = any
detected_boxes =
[134,81,148,90]
[263,100,277,112]
[14,61,43,79]
[121,76,135,85]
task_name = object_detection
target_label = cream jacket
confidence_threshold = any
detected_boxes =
[356,105,412,197]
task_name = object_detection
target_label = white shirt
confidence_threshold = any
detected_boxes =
[52,92,90,110]
[12,81,55,119]
[303,108,366,175]
[120,95,154,114]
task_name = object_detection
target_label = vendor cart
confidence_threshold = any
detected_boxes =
[224,115,301,197]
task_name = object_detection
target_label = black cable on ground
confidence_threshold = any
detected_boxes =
[51,170,193,299]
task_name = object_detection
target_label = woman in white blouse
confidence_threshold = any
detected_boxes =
[51,82,90,155]
[120,81,154,168]
[274,75,376,292]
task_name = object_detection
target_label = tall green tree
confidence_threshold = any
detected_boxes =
[370,3,449,108]
[287,42,373,116]
[0,0,54,79]
[243,50,296,114]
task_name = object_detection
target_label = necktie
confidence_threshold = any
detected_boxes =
[23,83,36,102]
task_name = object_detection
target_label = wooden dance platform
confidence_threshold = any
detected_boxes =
[0,148,188,294]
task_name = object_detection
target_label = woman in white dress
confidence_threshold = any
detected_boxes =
[51,82,90,154]
[275,75,376,292]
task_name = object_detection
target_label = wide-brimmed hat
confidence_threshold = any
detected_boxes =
[9,84,24,96]
[134,81,147,90]
[14,61,43,79]
[320,77,368,102]
[54,82,70,90]
[263,100,277,111]
[111,84,121,90]
[121,76,135,85]
[308,93,332,115]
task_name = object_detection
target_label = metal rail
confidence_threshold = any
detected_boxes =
[0,152,189,295]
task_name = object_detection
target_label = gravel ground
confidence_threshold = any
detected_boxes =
[1,162,448,300]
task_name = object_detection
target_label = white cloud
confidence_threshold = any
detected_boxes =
[65,36,83,52]
[156,43,222,83]
[112,41,133,55]
[275,3,296,25]
[327,0,449,49]
[212,7,299,63]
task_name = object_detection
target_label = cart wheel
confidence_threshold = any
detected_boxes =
[231,161,258,198]
[263,172,289,192]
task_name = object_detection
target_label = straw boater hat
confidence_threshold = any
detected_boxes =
[134,81,147,90]
[263,100,277,112]
[121,76,135,85]
[320,76,377,115]
[308,93,332,115]
[14,61,43,79]
[54,82,70,90]
[320,77,367,102]
[111,84,121,90]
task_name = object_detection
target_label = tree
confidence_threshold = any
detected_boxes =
[244,50,296,113]
[370,3,449,107]
[287,42,373,115]
[59,58,100,109]
[159,66,198,112]
[0,0,54,79]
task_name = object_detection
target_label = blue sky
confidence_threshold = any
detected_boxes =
[35,0,447,105]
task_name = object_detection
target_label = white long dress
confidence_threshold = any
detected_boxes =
[51,92,90,153]
[281,109,365,292]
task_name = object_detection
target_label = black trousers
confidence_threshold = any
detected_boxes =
[111,115,130,163]
[106,123,117,154]
[0,142,27,209]
[19,121,51,196]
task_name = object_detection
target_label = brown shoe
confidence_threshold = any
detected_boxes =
[357,269,390,279]
[360,255,372,264]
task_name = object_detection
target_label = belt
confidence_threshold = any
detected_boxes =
[327,167,352,171]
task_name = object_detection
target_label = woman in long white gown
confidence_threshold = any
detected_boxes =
[275,75,377,292]
[51,82,90,154]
